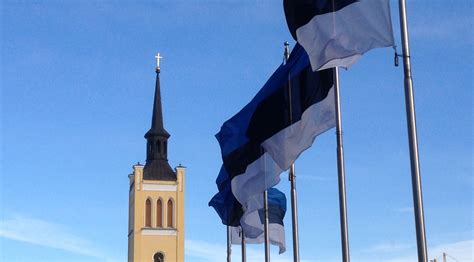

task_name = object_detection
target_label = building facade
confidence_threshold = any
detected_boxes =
[128,59,185,262]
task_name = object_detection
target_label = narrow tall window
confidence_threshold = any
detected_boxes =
[156,199,163,227]
[145,199,152,227]
[167,199,174,228]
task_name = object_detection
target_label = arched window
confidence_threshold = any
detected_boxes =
[167,199,174,228]
[153,252,164,262]
[156,199,163,227]
[145,199,152,227]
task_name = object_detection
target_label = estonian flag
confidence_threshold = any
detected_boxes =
[284,0,395,71]
[209,170,287,253]
[216,44,335,214]
[230,188,287,254]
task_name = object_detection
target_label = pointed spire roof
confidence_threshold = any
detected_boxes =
[143,62,176,181]
[144,68,170,139]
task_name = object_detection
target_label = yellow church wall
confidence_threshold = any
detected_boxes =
[128,165,185,262]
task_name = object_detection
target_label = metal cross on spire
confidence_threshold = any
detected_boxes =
[155,52,163,69]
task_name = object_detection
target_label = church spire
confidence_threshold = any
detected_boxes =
[145,54,169,139]
[143,53,176,181]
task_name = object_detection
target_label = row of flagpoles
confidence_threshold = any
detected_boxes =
[210,0,428,261]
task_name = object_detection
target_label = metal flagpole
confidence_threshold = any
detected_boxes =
[227,226,232,262]
[398,1,428,261]
[263,190,270,262]
[241,227,246,262]
[284,41,300,262]
[333,67,350,262]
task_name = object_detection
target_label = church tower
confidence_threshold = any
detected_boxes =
[128,54,185,262]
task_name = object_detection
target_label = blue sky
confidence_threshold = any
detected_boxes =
[1,0,472,261]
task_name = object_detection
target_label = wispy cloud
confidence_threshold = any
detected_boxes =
[0,215,116,261]
[185,239,314,262]
[427,240,473,262]
[186,238,473,262]
[360,242,412,253]
[354,239,473,262]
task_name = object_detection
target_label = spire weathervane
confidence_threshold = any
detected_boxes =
[155,52,163,70]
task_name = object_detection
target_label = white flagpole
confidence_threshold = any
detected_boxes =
[227,226,232,262]
[284,41,300,262]
[334,67,351,262]
[398,0,428,261]
[263,190,270,262]
[241,226,246,262]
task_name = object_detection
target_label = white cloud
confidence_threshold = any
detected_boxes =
[422,240,472,262]
[0,215,116,262]
[185,239,314,262]
[185,238,473,262]
[354,239,473,262]
[360,242,412,253]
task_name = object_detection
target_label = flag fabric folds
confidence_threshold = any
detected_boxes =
[230,188,287,254]
[284,0,395,71]
[209,166,243,226]
[210,43,335,256]
[216,43,335,210]
[209,171,287,253]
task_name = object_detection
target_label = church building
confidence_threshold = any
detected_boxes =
[128,55,185,262]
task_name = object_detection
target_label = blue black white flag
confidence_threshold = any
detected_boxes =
[230,188,287,254]
[216,43,335,209]
[284,0,395,71]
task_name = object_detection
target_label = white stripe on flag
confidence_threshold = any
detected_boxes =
[231,218,286,254]
[296,0,394,71]
[231,86,335,228]
[230,152,283,208]
[262,86,336,170]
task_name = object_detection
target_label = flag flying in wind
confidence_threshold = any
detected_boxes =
[230,188,287,254]
[209,166,243,226]
[209,168,287,253]
[284,0,395,71]
[215,43,335,213]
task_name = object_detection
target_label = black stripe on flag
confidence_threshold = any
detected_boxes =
[284,0,359,40]
[223,67,334,178]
